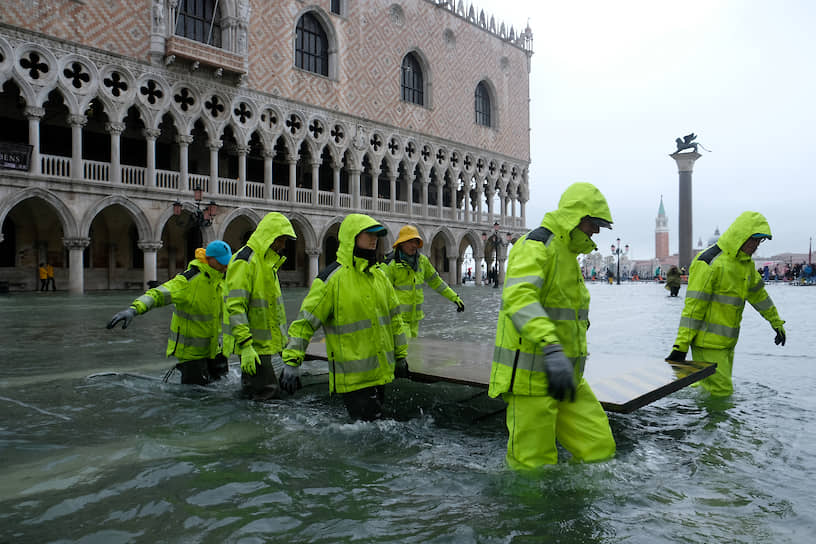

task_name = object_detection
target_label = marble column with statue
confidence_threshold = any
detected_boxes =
[670,133,707,271]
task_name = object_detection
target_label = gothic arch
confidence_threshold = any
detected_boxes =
[286,210,318,249]
[80,195,153,241]
[0,187,79,238]
[292,7,339,80]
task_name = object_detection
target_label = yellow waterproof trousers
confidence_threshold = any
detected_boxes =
[691,346,735,397]
[504,378,616,470]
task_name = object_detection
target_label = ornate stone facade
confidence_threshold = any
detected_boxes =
[0,1,531,292]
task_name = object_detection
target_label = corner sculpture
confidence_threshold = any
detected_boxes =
[675,133,710,153]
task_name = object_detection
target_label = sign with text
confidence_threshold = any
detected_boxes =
[0,142,33,171]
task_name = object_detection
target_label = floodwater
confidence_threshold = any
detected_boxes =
[1,281,814,543]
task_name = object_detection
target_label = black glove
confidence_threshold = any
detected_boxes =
[107,307,137,329]
[455,300,465,313]
[666,346,687,362]
[541,344,575,402]
[774,327,786,346]
[279,363,302,395]
[394,358,410,379]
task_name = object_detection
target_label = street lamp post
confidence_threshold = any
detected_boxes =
[173,181,218,228]
[610,237,629,285]
[482,221,512,288]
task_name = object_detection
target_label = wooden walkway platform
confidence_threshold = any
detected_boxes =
[305,338,715,413]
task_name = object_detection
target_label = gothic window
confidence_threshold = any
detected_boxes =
[475,81,491,127]
[331,0,342,15]
[296,13,329,76]
[176,0,222,47]
[401,53,424,106]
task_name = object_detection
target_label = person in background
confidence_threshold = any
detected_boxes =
[46,263,56,291]
[282,214,408,421]
[488,182,616,470]
[665,265,682,297]
[381,224,464,338]
[223,212,296,400]
[106,240,232,385]
[667,211,786,396]
[38,263,48,292]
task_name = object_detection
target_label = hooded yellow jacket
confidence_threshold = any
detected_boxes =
[674,211,784,351]
[132,250,224,362]
[488,182,612,398]
[223,212,296,356]
[283,214,408,394]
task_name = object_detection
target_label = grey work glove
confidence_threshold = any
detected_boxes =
[107,307,137,329]
[541,344,575,402]
[279,363,302,395]
[394,358,410,379]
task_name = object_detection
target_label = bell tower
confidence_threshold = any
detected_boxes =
[655,195,669,259]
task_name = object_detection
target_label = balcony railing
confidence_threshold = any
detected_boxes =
[31,154,522,229]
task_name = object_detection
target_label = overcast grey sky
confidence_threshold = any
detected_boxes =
[475,0,814,260]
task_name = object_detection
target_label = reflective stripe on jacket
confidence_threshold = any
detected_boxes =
[132,258,224,362]
[488,182,612,398]
[283,213,408,394]
[382,252,461,331]
[223,212,295,356]
[674,211,784,351]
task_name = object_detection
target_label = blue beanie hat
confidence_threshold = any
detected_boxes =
[205,240,232,265]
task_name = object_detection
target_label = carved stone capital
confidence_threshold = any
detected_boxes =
[137,240,163,252]
[24,106,45,120]
[305,249,321,257]
[63,237,90,250]
[105,122,126,135]
[176,134,195,146]
[142,128,161,140]
[208,141,224,152]
[67,114,88,128]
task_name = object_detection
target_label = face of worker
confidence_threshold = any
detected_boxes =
[270,236,288,254]
[577,217,600,238]
[207,256,228,273]
[399,238,421,255]
[356,232,379,250]
[740,237,764,256]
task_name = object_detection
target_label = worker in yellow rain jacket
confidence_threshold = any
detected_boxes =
[106,240,232,385]
[488,182,616,470]
[223,212,296,400]
[382,225,464,338]
[282,214,408,421]
[667,211,786,396]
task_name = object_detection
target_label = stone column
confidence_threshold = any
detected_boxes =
[435,175,444,218]
[474,251,483,285]
[388,170,397,213]
[447,255,458,286]
[421,172,430,217]
[332,161,341,208]
[177,134,194,191]
[288,155,298,203]
[138,240,163,289]
[63,237,90,294]
[25,106,44,175]
[106,122,125,184]
[263,149,274,201]
[143,128,160,187]
[670,151,702,270]
[208,141,222,196]
[462,184,470,223]
[348,166,361,210]
[236,144,249,198]
[371,167,381,211]
[68,114,87,181]
[306,249,321,287]
[310,160,320,205]
[486,187,495,226]
[476,185,484,224]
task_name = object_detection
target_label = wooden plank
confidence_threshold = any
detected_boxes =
[305,338,715,414]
